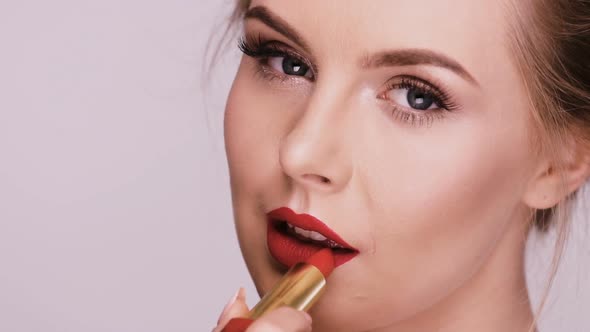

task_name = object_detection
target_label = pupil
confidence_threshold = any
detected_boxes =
[407,89,434,110]
[283,57,308,76]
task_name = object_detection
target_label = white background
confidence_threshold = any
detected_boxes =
[0,1,588,331]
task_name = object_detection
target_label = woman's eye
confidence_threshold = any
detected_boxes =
[268,56,312,78]
[385,87,440,111]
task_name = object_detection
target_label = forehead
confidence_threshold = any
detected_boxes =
[248,0,512,83]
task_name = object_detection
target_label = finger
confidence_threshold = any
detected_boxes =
[217,289,240,325]
[247,306,312,332]
[213,288,250,332]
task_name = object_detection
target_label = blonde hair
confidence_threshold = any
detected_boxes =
[505,0,590,328]
[215,0,590,328]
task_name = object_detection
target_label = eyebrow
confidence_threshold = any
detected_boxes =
[245,6,312,54]
[362,49,479,86]
[244,5,479,87]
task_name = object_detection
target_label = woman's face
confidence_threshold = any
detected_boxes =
[225,0,537,330]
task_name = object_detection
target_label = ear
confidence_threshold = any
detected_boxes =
[523,140,590,210]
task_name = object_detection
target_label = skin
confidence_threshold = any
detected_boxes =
[216,0,590,331]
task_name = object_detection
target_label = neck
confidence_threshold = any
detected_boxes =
[373,215,535,332]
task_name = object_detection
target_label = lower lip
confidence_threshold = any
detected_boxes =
[267,220,359,268]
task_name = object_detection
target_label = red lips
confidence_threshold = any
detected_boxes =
[266,207,359,268]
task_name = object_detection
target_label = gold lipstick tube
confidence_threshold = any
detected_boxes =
[247,262,326,319]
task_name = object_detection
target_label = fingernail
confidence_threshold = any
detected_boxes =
[236,287,246,302]
[218,289,240,324]
[301,311,312,324]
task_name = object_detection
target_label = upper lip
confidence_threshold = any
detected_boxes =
[267,207,358,251]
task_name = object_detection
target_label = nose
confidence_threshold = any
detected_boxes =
[279,89,353,193]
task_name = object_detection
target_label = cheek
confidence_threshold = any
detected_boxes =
[387,123,530,229]
[224,70,271,188]
[224,66,278,288]
[224,64,311,294]
[383,101,534,238]
[224,62,308,189]
[349,108,535,319]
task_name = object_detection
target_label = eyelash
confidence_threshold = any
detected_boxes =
[237,33,460,127]
[238,33,315,82]
[380,77,460,127]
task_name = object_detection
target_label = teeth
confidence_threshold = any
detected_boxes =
[283,221,348,249]
[287,223,328,242]
[309,231,327,241]
[328,241,344,249]
[294,226,311,238]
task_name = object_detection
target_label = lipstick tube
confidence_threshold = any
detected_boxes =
[249,261,326,318]
[222,249,334,332]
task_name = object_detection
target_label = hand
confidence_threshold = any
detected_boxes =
[213,288,313,332]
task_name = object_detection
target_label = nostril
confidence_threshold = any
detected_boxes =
[302,174,331,185]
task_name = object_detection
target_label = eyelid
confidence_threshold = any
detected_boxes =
[239,33,462,114]
[263,46,316,81]
[238,33,317,79]
[271,45,315,77]
[380,75,460,111]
